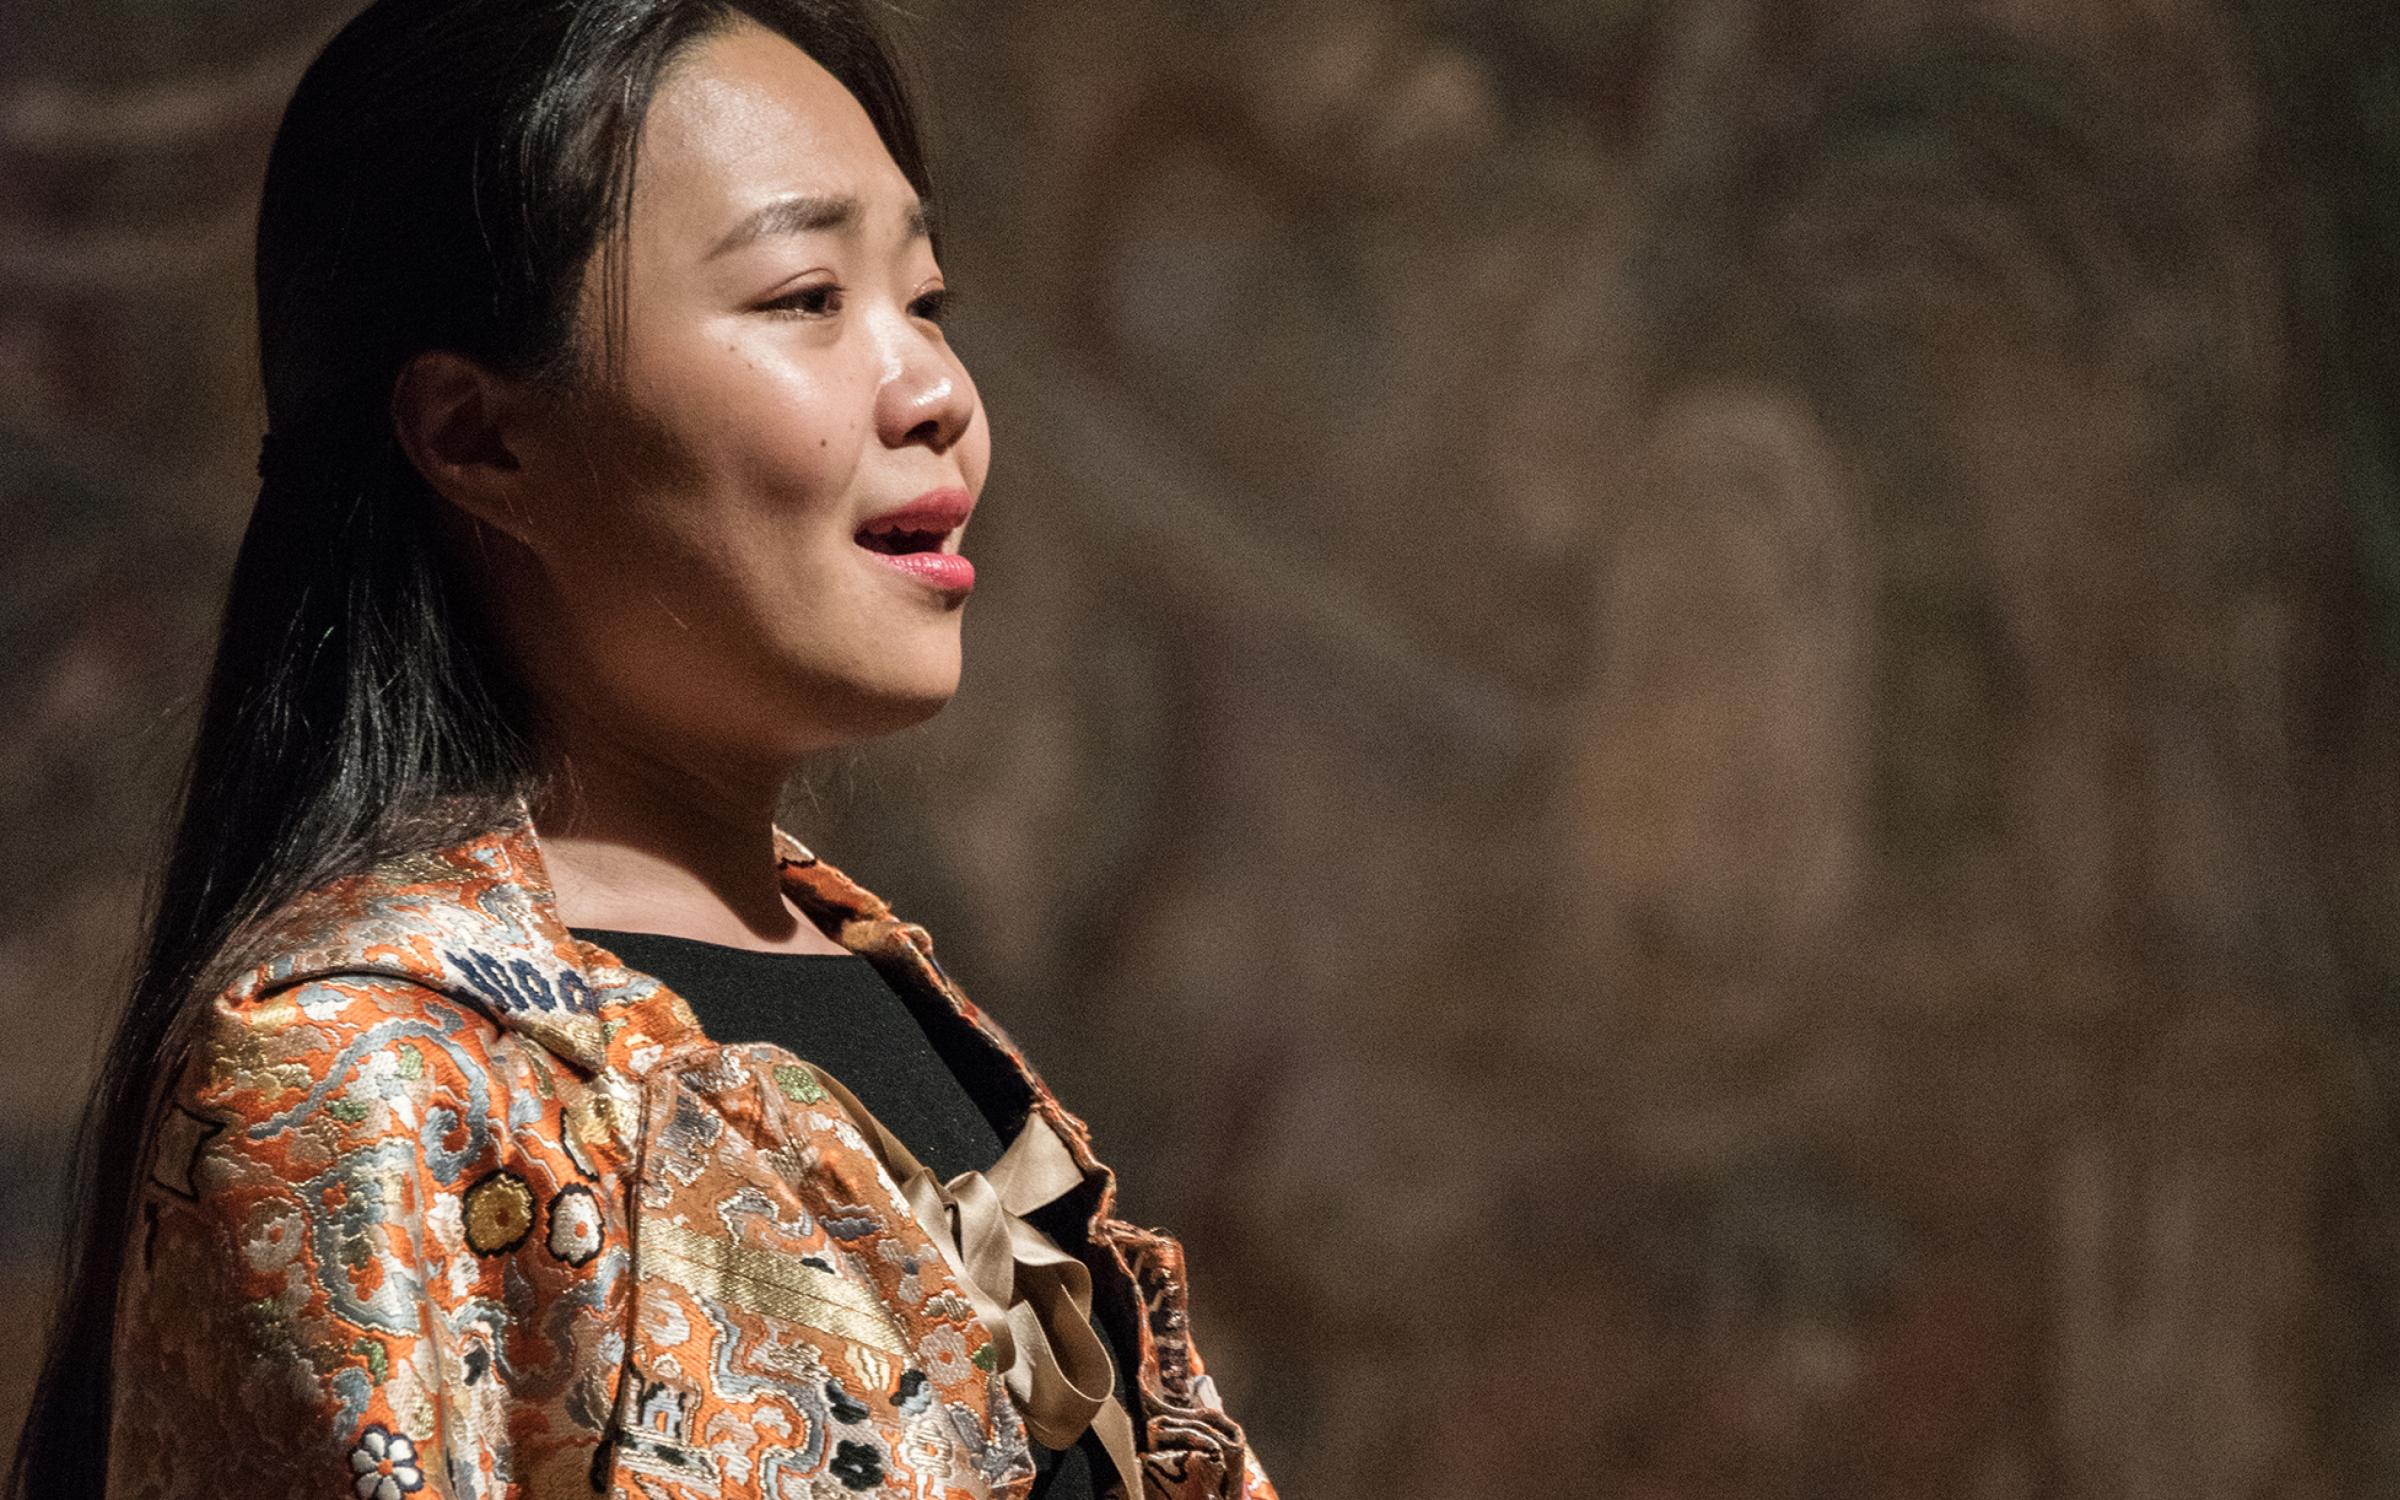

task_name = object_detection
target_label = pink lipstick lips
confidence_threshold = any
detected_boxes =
[855,487,975,594]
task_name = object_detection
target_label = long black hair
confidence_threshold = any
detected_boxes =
[11,1,929,1493]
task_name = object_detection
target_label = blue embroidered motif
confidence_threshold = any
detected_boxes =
[443,948,600,1016]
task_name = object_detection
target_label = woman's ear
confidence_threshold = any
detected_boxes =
[390,349,545,546]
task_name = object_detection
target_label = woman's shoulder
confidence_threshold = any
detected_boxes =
[169,830,589,1144]
[199,878,506,1053]
[168,963,527,1172]
[210,819,610,1038]
[148,841,612,1227]
[227,824,574,992]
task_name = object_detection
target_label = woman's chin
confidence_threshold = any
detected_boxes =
[785,659,962,747]
[855,679,960,737]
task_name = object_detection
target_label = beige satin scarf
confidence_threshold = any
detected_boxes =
[799,1064,1144,1497]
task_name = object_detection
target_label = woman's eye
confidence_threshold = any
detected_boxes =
[910,287,951,324]
[764,282,844,319]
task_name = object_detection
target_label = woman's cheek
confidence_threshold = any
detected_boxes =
[743,428,867,517]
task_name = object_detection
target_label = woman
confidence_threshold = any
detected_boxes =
[9,2,1275,1497]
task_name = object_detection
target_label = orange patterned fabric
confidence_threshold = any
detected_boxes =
[105,812,1276,1500]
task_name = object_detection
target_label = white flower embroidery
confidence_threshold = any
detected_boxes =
[545,1184,605,1266]
[348,1424,426,1500]
[918,1325,977,1388]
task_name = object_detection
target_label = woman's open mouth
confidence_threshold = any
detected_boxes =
[856,523,949,557]
[855,487,976,594]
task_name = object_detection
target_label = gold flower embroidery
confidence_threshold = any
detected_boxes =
[462,1170,534,1255]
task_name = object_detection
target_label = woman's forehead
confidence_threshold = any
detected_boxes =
[635,21,913,249]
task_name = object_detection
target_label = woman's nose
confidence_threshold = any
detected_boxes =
[873,316,976,454]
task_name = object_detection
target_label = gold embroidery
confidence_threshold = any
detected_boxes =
[639,1219,909,1356]
[463,1170,535,1254]
[109,816,1277,1500]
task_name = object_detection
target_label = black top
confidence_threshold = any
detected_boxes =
[573,929,1129,1500]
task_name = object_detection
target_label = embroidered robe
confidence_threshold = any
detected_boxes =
[104,817,1275,1500]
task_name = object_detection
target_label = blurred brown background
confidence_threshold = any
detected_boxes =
[8,0,2400,1494]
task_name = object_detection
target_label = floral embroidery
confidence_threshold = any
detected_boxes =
[461,1168,534,1255]
[829,1437,887,1491]
[546,1183,604,1266]
[348,1424,426,1500]
[919,1324,978,1388]
[105,817,1276,1500]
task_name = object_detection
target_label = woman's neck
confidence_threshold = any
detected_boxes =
[527,728,850,956]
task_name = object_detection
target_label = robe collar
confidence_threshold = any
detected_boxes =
[227,802,1123,1217]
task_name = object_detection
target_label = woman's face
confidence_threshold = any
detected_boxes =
[493,19,987,764]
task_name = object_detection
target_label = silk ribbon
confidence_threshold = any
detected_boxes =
[799,1064,1144,1497]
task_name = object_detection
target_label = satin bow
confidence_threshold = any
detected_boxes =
[798,1065,1144,1496]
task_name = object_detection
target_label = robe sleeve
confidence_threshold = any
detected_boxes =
[106,974,525,1500]
[1107,1221,1282,1500]
[1186,1326,1281,1500]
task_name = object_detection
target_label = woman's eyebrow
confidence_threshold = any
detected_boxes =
[707,195,936,260]
[707,192,860,259]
